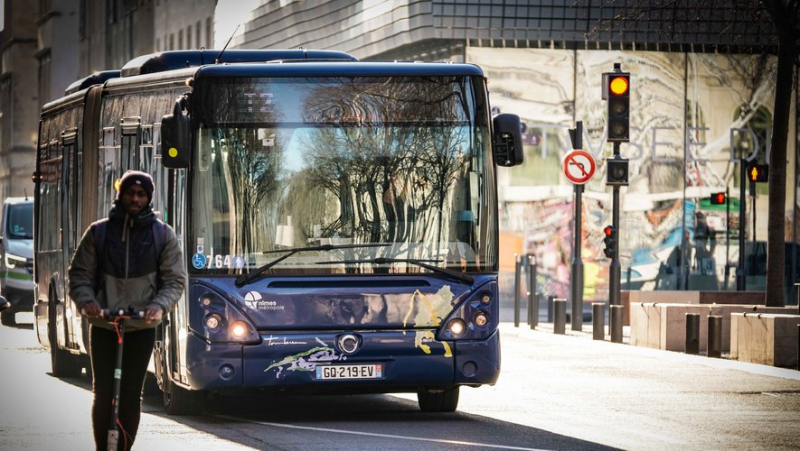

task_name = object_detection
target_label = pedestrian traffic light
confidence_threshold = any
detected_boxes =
[710,192,726,205]
[604,72,630,143]
[606,157,629,186]
[603,225,616,259]
[747,164,769,183]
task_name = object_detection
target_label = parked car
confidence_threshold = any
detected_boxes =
[0,295,8,312]
[0,197,34,325]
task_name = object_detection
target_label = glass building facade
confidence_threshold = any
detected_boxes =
[229,0,797,301]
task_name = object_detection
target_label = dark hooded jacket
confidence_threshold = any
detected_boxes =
[68,200,186,331]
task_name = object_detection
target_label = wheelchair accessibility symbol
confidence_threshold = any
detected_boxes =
[192,253,207,269]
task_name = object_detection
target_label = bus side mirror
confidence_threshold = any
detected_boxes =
[160,99,190,169]
[492,113,524,167]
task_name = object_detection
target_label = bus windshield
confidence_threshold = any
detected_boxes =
[190,76,496,276]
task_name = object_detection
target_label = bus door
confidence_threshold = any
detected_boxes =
[60,128,79,346]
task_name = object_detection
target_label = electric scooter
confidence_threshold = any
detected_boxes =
[102,307,143,451]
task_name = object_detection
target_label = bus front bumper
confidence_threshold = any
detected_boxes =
[184,329,500,392]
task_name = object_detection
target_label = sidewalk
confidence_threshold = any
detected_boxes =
[487,320,800,449]
[499,320,800,382]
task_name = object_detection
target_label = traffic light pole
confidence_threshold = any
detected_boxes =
[610,142,622,308]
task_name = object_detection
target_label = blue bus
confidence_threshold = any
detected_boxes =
[33,49,523,414]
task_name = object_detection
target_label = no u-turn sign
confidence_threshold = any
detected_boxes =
[563,149,596,185]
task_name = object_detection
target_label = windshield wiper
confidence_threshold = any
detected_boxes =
[321,257,474,284]
[235,243,390,288]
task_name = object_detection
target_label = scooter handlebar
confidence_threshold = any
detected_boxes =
[101,307,144,321]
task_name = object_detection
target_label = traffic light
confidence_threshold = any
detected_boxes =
[747,164,769,183]
[603,225,616,259]
[606,157,629,186]
[604,72,630,143]
[710,192,726,205]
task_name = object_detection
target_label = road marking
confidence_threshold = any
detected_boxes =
[218,415,547,450]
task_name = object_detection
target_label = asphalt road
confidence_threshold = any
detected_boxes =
[2,312,800,450]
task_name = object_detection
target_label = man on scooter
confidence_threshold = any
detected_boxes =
[69,170,187,450]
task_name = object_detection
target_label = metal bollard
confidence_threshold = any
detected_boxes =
[610,305,623,343]
[593,303,605,340]
[708,315,722,358]
[530,293,540,330]
[514,254,521,328]
[685,313,700,354]
[547,295,554,323]
[526,291,532,327]
[553,299,567,334]
[528,255,537,327]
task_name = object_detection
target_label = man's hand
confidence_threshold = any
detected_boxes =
[81,301,102,318]
[144,304,163,323]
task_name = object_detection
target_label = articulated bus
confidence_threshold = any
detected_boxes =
[33,49,523,414]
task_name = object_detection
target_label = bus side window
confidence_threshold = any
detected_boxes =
[99,126,118,218]
[141,124,154,174]
[121,116,141,172]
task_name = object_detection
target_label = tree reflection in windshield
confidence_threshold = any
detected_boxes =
[193,76,496,274]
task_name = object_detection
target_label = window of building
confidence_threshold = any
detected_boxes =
[79,0,87,40]
[39,0,52,15]
[178,29,184,49]
[197,20,202,48]
[107,0,117,24]
[187,25,192,49]
[37,51,52,109]
[206,17,213,48]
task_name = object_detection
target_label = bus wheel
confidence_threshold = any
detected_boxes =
[162,370,206,415]
[47,298,82,378]
[417,386,460,412]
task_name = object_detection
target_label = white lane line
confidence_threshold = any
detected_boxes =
[218,415,547,451]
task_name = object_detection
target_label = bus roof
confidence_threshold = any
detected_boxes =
[193,61,486,79]
[120,49,358,77]
[64,70,121,96]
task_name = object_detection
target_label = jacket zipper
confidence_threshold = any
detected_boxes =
[123,214,130,284]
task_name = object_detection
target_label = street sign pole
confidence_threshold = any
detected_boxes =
[569,122,585,331]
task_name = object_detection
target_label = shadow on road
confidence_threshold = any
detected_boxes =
[138,392,619,451]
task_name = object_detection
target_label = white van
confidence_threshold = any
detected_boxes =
[0,197,34,325]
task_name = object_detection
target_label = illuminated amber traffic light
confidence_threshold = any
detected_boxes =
[605,73,630,143]
[710,192,726,205]
[747,164,769,183]
[609,76,629,96]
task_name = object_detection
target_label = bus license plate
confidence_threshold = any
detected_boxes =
[316,364,382,380]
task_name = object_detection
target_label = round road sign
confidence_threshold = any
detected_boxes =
[562,149,596,185]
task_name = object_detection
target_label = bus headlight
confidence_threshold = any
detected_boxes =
[205,314,222,330]
[230,321,253,341]
[437,282,498,342]
[474,311,489,327]
[447,319,466,336]
[190,285,261,344]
